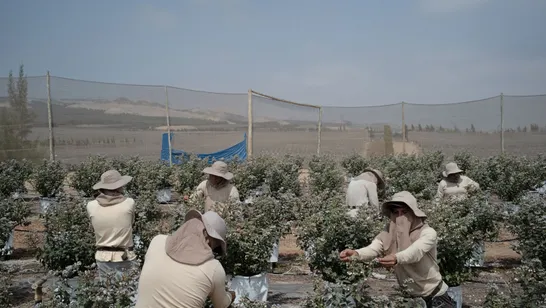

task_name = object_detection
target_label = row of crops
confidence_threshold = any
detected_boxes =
[0,151,545,307]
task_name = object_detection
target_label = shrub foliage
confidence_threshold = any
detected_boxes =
[1,151,545,306]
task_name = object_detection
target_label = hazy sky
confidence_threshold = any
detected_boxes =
[1,0,546,107]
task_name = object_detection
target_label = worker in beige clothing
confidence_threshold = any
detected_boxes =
[339,191,456,308]
[191,161,240,213]
[87,169,137,278]
[135,209,235,308]
[345,168,385,218]
[436,162,480,201]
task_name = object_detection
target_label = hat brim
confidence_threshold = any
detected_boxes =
[203,167,233,181]
[184,209,227,255]
[382,201,427,218]
[92,175,132,190]
[442,170,463,177]
[363,169,385,190]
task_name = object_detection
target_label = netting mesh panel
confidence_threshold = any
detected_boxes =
[251,94,320,157]
[166,87,247,155]
[3,74,545,162]
[503,95,546,156]
[320,104,403,156]
[49,77,167,163]
[404,96,502,158]
[0,76,49,160]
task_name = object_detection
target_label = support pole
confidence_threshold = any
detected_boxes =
[247,89,253,158]
[317,107,322,155]
[165,86,173,166]
[500,93,504,154]
[46,71,55,161]
[401,102,406,154]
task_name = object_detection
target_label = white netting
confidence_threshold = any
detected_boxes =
[0,76,49,160]
[1,73,545,162]
[320,103,403,156]
[47,77,166,163]
[166,86,248,155]
[404,96,502,158]
[251,92,320,157]
[503,94,546,155]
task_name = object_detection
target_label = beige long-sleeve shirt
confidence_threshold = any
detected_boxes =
[192,180,240,212]
[135,235,233,308]
[355,226,448,297]
[436,175,480,201]
[346,179,379,217]
[86,198,136,262]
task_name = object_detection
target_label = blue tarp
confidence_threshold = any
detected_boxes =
[160,132,247,164]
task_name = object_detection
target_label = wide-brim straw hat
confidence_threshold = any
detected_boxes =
[92,170,132,190]
[381,191,426,218]
[203,161,233,181]
[362,168,386,191]
[442,162,463,178]
[166,209,227,258]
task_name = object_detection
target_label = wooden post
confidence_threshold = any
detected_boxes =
[46,71,55,161]
[164,86,173,166]
[317,107,322,155]
[247,90,320,157]
[247,89,253,158]
[401,102,406,154]
[384,125,394,155]
[500,93,504,154]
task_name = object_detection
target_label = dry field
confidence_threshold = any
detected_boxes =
[26,127,546,164]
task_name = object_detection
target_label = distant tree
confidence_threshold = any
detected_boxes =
[470,124,476,133]
[453,125,460,133]
[523,126,528,133]
[417,124,422,132]
[517,126,521,132]
[0,65,39,160]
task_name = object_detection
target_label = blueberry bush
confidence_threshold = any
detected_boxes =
[1,151,546,307]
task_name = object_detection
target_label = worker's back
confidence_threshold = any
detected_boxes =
[135,235,230,308]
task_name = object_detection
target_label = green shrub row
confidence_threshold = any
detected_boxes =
[1,151,545,306]
[2,151,545,202]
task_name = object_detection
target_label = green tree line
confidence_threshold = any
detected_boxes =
[0,65,43,161]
